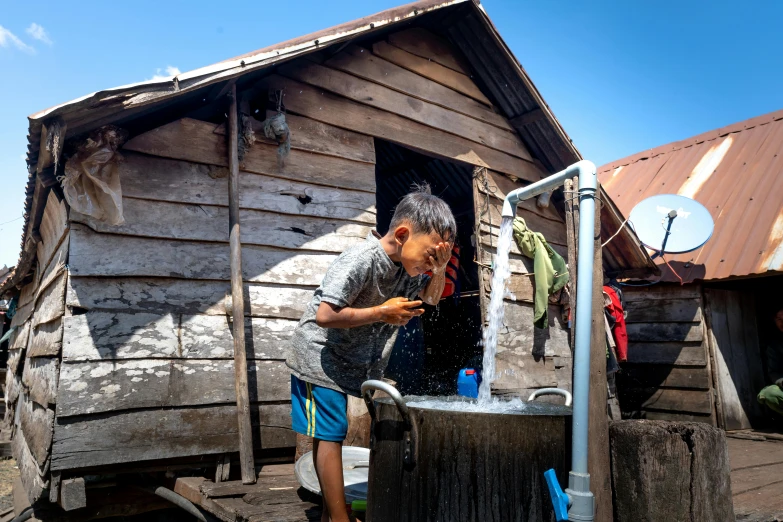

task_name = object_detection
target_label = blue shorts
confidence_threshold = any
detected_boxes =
[291,375,348,442]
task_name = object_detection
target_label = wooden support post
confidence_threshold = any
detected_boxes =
[215,453,231,483]
[589,183,613,521]
[227,85,256,484]
[49,471,61,504]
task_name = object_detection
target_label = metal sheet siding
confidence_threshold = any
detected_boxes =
[599,109,783,281]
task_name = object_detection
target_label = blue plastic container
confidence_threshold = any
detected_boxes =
[457,368,481,398]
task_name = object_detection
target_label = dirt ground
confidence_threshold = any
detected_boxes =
[0,458,17,513]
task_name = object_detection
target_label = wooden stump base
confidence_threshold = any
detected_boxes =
[609,420,734,521]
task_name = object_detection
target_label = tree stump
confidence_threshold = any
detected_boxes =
[609,420,734,521]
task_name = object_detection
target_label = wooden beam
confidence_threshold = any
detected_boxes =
[228,85,256,485]
[509,108,545,128]
[589,182,613,521]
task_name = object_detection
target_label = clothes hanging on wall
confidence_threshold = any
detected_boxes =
[603,285,628,362]
[512,217,569,329]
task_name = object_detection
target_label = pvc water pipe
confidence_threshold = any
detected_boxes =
[502,160,597,522]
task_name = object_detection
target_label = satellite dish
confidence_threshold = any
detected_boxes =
[628,194,714,256]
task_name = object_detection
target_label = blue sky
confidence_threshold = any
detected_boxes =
[0,1,781,267]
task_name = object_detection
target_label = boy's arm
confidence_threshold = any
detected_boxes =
[316,298,425,328]
[419,242,452,305]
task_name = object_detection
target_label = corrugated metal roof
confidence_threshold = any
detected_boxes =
[599,108,783,282]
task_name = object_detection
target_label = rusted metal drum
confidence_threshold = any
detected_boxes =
[362,383,571,522]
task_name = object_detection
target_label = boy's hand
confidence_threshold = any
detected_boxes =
[430,242,453,275]
[376,297,425,326]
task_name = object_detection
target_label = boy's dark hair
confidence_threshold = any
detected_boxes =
[389,183,457,242]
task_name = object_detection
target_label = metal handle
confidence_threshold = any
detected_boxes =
[361,380,410,425]
[528,388,573,407]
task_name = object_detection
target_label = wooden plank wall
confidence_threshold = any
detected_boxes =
[51,27,546,471]
[7,191,69,504]
[619,284,716,424]
[472,168,573,398]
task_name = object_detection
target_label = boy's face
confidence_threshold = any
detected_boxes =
[393,225,453,277]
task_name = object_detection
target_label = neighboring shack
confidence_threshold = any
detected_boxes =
[2,0,655,515]
[599,109,783,429]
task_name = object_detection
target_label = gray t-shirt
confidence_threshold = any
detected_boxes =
[286,231,428,396]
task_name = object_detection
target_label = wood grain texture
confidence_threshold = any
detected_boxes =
[259,75,538,179]
[619,365,711,390]
[69,224,337,285]
[51,404,294,471]
[27,319,63,358]
[475,169,561,221]
[213,110,376,164]
[19,394,55,470]
[22,357,59,407]
[482,202,566,244]
[10,301,33,329]
[626,343,707,366]
[626,322,703,343]
[387,28,469,74]
[72,197,370,254]
[35,233,69,299]
[278,60,530,160]
[36,191,69,283]
[63,312,296,361]
[625,298,702,323]
[326,45,511,130]
[32,271,66,327]
[609,421,734,521]
[123,118,376,193]
[67,277,312,319]
[9,322,30,351]
[373,41,490,104]
[12,422,47,504]
[118,151,376,224]
[18,279,37,309]
[57,359,290,417]
[621,388,713,415]
[623,284,702,302]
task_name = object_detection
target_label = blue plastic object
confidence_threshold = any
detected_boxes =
[456,368,481,398]
[544,468,569,522]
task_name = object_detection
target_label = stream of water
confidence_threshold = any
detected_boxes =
[477,216,515,403]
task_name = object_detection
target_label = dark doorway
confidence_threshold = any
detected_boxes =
[374,140,483,396]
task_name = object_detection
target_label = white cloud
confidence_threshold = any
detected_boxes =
[0,25,35,53]
[148,65,181,81]
[26,23,52,45]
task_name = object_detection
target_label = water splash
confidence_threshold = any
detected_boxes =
[477,216,515,403]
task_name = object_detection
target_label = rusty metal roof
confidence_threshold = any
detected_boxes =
[599,108,783,283]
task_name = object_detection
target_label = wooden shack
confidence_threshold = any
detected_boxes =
[2,0,655,516]
[599,108,783,429]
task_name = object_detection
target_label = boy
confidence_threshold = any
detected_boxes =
[287,186,456,522]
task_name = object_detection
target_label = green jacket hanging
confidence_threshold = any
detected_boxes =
[512,217,569,329]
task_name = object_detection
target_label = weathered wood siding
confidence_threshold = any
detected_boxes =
[472,168,573,398]
[618,284,716,425]
[7,191,68,504]
[48,27,541,473]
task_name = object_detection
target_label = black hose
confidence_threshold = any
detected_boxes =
[10,507,34,522]
[131,484,215,522]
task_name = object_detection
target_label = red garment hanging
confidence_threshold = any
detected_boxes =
[603,286,628,362]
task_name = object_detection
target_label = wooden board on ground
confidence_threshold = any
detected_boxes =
[326,46,510,130]
[67,277,313,319]
[63,312,296,361]
[118,152,376,224]
[278,60,530,160]
[22,357,59,407]
[123,118,376,193]
[259,75,539,180]
[69,224,337,285]
[51,404,294,471]
[57,359,290,417]
[373,41,490,104]
[72,198,370,254]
